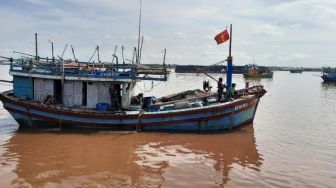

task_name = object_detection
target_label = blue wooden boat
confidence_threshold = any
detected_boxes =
[321,67,336,82]
[0,26,266,132]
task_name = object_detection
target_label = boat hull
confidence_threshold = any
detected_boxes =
[0,91,262,132]
[290,70,303,73]
[322,75,336,82]
[243,73,273,78]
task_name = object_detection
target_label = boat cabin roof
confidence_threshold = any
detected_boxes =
[9,58,168,82]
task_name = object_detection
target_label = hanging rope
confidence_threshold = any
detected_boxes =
[136,81,162,92]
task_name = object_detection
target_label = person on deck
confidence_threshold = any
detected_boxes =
[217,78,226,102]
[109,84,120,111]
[203,80,212,92]
[228,83,237,100]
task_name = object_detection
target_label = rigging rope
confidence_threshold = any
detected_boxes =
[37,27,223,41]
[136,80,162,93]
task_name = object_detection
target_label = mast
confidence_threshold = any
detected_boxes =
[226,24,233,90]
[52,41,54,62]
[137,0,142,64]
[71,45,76,61]
[35,33,38,62]
[48,39,54,63]
[61,44,68,59]
[112,45,117,64]
[97,45,100,63]
[122,46,125,72]
[139,36,144,63]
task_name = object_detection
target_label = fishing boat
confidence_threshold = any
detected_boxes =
[243,64,273,78]
[0,25,266,132]
[321,67,336,82]
[289,68,303,73]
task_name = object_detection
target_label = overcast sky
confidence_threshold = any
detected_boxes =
[0,0,335,67]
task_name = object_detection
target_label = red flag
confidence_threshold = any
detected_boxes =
[214,29,230,45]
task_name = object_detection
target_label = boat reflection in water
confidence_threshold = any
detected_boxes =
[1,125,262,187]
[321,81,336,89]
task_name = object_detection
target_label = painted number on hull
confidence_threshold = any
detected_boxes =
[234,103,248,111]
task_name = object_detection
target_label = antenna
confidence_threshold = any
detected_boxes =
[71,45,76,61]
[61,44,68,59]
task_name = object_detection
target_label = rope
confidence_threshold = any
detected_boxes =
[196,59,227,74]
[136,110,145,132]
[37,27,223,41]
[136,81,162,92]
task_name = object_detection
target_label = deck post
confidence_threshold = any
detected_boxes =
[61,59,65,105]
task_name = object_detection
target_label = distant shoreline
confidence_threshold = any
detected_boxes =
[142,64,322,73]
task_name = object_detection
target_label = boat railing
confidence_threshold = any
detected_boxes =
[322,67,336,73]
[9,58,168,81]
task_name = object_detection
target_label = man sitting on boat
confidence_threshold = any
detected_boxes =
[131,93,144,106]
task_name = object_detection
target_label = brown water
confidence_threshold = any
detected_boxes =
[0,70,335,187]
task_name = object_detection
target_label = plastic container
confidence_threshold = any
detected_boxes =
[94,71,103,78]
[143,96,156,108]
[96,103,109,112]
[160,104,174,111]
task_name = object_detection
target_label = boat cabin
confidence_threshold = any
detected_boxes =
[10,58,167,111]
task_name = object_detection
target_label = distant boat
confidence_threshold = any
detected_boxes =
[289,69,303,73]
[289,67,303,73]
[243,64,273,78]
[321,67,336,82]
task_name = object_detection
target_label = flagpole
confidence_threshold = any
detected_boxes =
[226,24,233,91]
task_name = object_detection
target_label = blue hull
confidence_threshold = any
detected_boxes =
[1,91,262,132]
[322,75,336,82]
